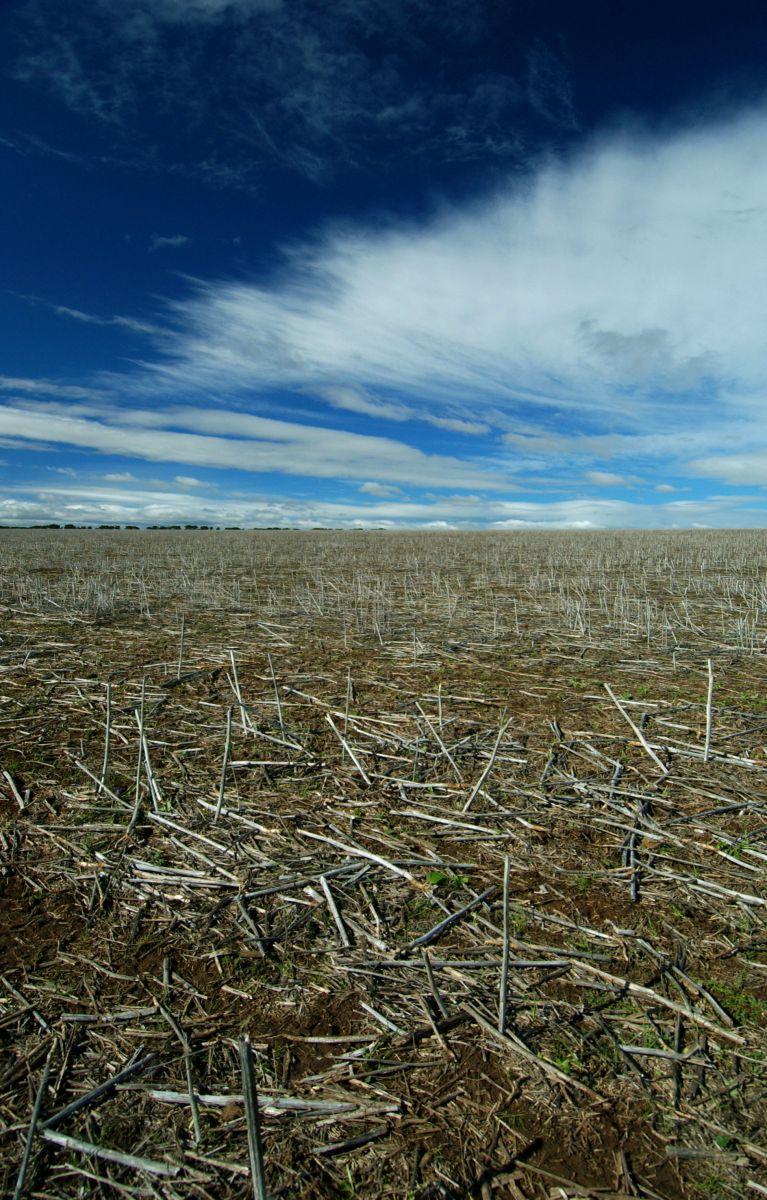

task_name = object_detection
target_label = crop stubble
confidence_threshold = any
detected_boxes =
[1,527,767,1199]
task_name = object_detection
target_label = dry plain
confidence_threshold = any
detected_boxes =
[1,527,767,1199]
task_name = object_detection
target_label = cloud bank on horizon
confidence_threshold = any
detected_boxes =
[2,0,767,528]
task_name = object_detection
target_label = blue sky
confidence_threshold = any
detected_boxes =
[3,0,767,528]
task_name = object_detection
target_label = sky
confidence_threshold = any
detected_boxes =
[3,1,767,529]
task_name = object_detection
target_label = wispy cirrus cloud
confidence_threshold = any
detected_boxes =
[319,386,490,435]
[359,482,403,498]
[0,375,105,401]
[0,400,505,490]
[584,470,644,488]
[125,103,767,488]
[9,0,566,181]
[149,233,190,251]
[51,303,158,335]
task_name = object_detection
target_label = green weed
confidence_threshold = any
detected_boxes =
[707,979,764,1025]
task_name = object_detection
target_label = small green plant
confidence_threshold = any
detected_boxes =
[707,978,764,1025]
[338,1166,356,1197]
[568,677,589,691]
[714,1134,735,1151]
[425,869,447,887]
[425,869,469,891]
[508,911,529,936]
[547,1039,582,1076]
[640,1027,664,1051]
[697,1168,733,1198]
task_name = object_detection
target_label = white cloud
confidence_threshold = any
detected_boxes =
[428,415,490,434]
[174,474,205,487]
[127,104,767,487]
[691,452,767,486]
[150,234,190,251]
[655,483,676,493]
[52,303,158,335]
[0,376,105,401]
[103,471,138,481]
[0,401,505,490]
[359,481,402,497]
[318,386,489,434]
[2,483,765,530]
[488,496,767,530]
[320,387,412,423]
[584,470,630,487]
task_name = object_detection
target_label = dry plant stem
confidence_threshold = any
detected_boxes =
[176,613,185,680]
[99,681,111,794]
[462,717,512,812]
[239,1036,268,1200]
[140,731,162,811]
[267,652,284,734]
[229,649,250,733]
[344,666,352,738]
[3,768,27,811]
[415,701,462,781]
[215,706,233,824]
[136,1089,396,1117]
[574,961,746,1045]
[13,1045,53,1200]
[298,830,415,880]
[42,1052,156,1130]
[498,855,511,1034]
[40,1130,181,1178]
[704,656,715,763]
[129,677,147,834]
[320,874,351,948]
[313,1125,388,1157]
[325,713,371,785]
[464,1003,602,1101]
[603,683,669,775]
[72,758,129,810]
[421,949,449,1019]
[2,976,49,1032]
[158,1005,201,1144]
[401,885,497,952]
[50,1163,156,1197]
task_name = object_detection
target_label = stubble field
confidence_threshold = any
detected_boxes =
[1,527,767,1200]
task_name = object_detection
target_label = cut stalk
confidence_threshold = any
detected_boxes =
[703,657,715,763]
[215,706,233,824]
[239,1036,268,1200]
